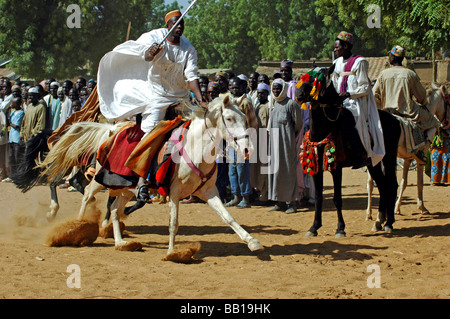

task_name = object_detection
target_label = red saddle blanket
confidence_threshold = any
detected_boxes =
[96,122,145,177]
[95,116,187,194]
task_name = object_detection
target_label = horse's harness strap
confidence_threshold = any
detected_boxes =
[170,123,217,190]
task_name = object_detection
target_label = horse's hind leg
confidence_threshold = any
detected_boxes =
[416,164,429,214]
[366,173,374,220]
[395,159,411,215]
[47,180,60,222]
[197,186,264,252]
[332,167,345,238]
[78,179,103,220]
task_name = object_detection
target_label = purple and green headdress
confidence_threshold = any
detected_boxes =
[295,70,326,109]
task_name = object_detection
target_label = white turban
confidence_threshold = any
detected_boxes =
[257,83,270,92]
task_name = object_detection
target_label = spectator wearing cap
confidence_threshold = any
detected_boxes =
[372,45,438,164]
[86,79,96,95]
[215,71,230,97]
[21,86,47,143]
[225,77,258,209]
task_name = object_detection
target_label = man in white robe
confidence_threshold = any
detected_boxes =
[331,31,385,168]
[97,9,205,134]
[97,9,206,203]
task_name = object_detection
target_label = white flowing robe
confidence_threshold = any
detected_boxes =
[97,28,199,133]
[332,56,385,167]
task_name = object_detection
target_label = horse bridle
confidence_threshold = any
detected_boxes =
[203,106,249,151]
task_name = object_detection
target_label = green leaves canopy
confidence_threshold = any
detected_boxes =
[1,0,448,79]
[0,0,178,80]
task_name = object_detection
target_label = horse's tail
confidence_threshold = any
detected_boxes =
[38,121,129,183]
[11,129,53,193]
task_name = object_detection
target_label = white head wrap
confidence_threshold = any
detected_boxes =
[257,83,270,92]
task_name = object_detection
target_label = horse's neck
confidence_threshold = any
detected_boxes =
[427,90,444,121]
[183,115,219,165]
[309,106,333,142]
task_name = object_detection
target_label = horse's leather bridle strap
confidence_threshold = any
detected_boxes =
[170,129,217,188]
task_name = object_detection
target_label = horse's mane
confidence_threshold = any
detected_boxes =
[184,97,225,121]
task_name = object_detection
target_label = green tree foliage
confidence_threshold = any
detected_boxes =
[185,0,342,74]
[316,0,449,58]
[0,0,178,80]
[184,0,260,74]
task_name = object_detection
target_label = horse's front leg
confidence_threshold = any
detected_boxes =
[332,167,345,238]
[101,196,117,228]
[168,195,180,254]
[305,169,324,237]
[196,186,264,252]
[395,159,411,215]
[416,164,429,214]
[47,181,60,222]
[110,193,134,247]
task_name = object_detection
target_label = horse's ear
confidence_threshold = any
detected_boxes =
[223,95,230,108]
[440,85,447,95]
[431,82,438,90]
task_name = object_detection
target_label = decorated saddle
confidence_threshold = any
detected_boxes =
[95,115,187,195]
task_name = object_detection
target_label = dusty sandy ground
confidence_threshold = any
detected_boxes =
[0,167,448,301]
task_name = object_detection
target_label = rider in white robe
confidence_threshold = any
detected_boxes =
[331,31,385,167]
[97,14,202,134]
[96,10,206,204]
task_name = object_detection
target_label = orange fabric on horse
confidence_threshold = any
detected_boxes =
[125,115,184,178]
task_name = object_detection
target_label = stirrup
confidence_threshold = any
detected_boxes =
[137,185,152,204]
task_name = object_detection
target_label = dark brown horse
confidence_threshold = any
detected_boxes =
[296,68,401,237]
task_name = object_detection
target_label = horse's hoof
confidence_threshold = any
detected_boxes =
[372,221,383,232]
[248,239,264,252]
[335,232,346,239]
[115,241,143,251]
[304,230,317,237]
[384,225,394,234]
[46,212,56,222]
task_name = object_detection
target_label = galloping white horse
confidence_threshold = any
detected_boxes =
[367,84,447,224]
[42,96,264,256]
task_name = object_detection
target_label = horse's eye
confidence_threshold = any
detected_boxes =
[226,118,234,123]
